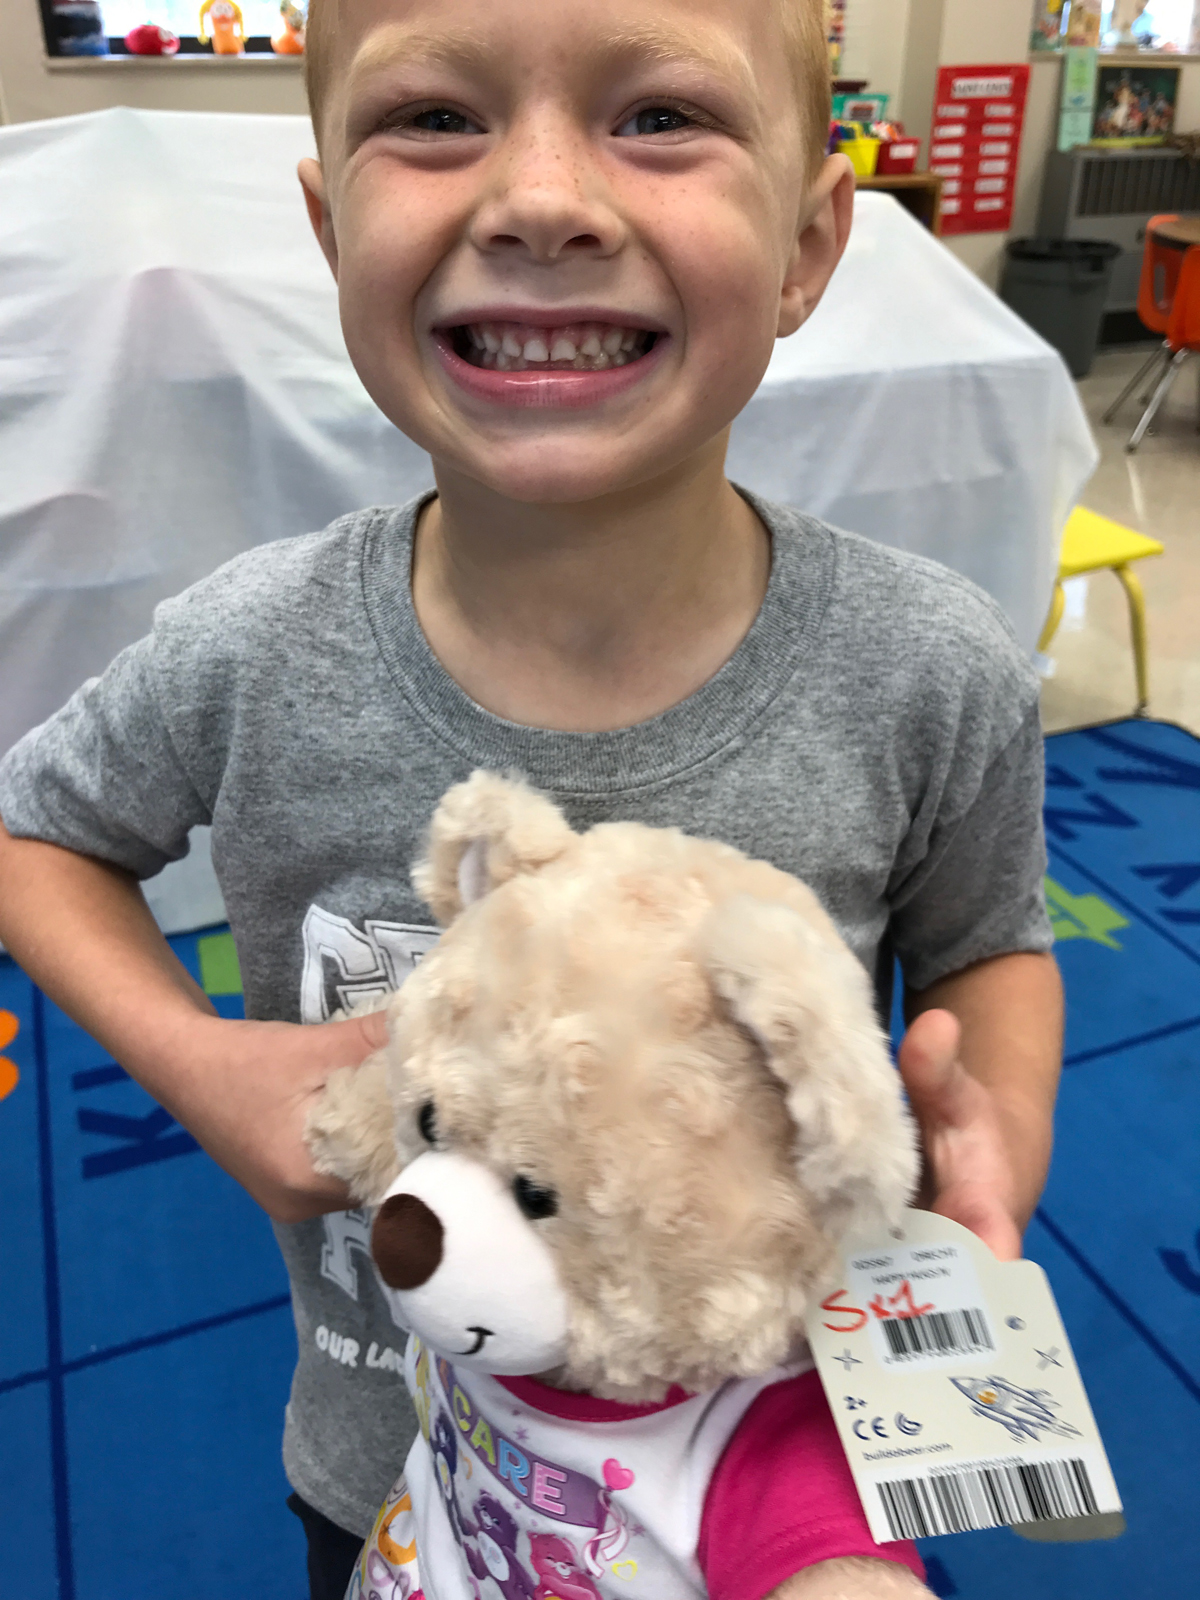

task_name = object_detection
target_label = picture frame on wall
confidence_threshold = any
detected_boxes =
[1091,63,1180,145]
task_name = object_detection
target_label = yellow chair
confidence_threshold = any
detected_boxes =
[1038,506,1164,714]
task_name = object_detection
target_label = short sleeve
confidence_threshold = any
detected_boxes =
[0,628,214,879]
[696,1370,924,1600]
[888,702,1053,993]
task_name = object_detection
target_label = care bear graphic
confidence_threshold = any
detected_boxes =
[528,1534,603,1600]
[465,1493,536,1600]
[430,1406,471,1540]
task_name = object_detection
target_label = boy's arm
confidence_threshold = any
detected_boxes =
[899,949,1063,1260]
[0,819,382,1223]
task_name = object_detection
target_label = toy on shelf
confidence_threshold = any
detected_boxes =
[124,22,180,54]
[45,0,109,55]
[198,0,245,55]
[271,0,305,54]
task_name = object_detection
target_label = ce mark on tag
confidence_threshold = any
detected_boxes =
[851,1413,923,1440]
[853,1416,891,1440]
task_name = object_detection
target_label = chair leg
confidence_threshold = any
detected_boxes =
[1103,342,1170,423]
[1126,349,1189,452]
[1114,563,1150,714]
[1037,580,1066,655]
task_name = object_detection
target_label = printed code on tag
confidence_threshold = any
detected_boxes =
[880,1307,994,1361]
[878,1457,1100,1539]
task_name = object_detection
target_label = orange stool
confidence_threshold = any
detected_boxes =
[1105,222,1200,450]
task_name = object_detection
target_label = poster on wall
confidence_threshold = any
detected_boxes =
[1030,0,1066,51]
[928,64,1031,236]
[1090,64,1179,144]
[1065,0,1103,47]
[1058,45,1099,151]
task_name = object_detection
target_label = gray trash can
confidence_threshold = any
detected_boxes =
[1000,238,1122,378]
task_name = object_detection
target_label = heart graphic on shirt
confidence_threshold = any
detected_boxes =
[612,1560,639,1581]
[602,1458,635,1492]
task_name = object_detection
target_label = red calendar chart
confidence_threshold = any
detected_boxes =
[929,63,1029,235]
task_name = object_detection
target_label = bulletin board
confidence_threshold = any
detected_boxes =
[928,63,1030,235]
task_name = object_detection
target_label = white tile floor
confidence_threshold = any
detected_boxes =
[1039,343,1200,736]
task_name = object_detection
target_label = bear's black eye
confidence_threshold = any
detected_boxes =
[513,1174,558,1220]
[417,1101,438,1145]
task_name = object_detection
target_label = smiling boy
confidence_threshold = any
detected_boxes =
[0,0,1061,1596]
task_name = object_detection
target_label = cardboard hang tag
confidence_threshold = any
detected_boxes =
[807,1210,1124,1546]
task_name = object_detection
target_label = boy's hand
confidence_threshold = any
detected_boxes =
[151,1007,390,1225]
[897,1009,1022,1261]
[897,951,1064,1263]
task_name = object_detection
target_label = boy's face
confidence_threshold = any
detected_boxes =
[301,0,851,504]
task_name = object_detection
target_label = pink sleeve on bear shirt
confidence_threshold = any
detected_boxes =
[696,1369,925,1600]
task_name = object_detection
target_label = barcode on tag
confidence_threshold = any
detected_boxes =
[878,1457,1100,1539]
[880,1306,994,1361]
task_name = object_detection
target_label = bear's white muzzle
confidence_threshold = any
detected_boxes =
[371,1151,570,1375]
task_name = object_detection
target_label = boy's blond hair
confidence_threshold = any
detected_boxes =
[304,0,831,175]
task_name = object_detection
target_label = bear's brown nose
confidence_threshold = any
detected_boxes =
[372,1192,444,1289]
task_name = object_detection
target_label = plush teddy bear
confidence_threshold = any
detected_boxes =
[308,772,929,1600]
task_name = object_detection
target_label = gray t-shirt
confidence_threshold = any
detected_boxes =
[0,490,1051,1535]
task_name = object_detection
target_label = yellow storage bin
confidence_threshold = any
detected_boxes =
[838,137,881,177]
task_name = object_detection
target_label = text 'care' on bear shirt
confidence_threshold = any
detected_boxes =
[347,1339,923,1600]
[0,490,1052,1538]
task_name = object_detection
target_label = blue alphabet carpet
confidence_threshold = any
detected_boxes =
[0,717,1196,1598]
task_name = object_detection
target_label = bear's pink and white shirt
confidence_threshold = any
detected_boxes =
[347,1338,923,1600]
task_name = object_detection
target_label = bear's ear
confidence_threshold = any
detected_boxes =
[413,771,576,925]
[700,896,919,1241]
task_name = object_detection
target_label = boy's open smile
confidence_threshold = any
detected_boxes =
[434,307,668,406]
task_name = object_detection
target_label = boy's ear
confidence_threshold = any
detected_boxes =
[777,153,855,339]
[413,771,576,924]
[298,157,339,280]
[700,895,919,1238]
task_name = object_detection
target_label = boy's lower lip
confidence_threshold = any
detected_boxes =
[431,330,668,409]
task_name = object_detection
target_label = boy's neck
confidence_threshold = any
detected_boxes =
[411,441,771,733]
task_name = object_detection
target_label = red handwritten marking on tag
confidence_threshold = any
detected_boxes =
[820,1289,868,1334]
[868,1280,934,1322]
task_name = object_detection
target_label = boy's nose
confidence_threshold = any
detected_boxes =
[470,118,625,264]
[372,1192,444,1288]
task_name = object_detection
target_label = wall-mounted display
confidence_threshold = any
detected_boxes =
[1091,64,1179,145]
[928,64,1031,236]
[1058,46,1099,151]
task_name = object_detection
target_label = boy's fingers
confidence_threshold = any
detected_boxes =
[303,1007,390,1074]
[932,1190,1023,1262]
[896,1008,976,1129]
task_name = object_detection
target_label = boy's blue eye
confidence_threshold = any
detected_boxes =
[407,108,478,135]
[617,107,695,137]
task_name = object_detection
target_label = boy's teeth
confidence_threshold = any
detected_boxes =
[457,320,652,371]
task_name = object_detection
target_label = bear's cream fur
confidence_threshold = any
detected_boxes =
[307,771,918,1403]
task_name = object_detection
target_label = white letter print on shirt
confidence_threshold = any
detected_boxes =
[320,1208,376,1299]
[300,904,439,1024]
[301,904,439,1302]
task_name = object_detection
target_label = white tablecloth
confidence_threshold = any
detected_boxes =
[0,108,1097,933]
